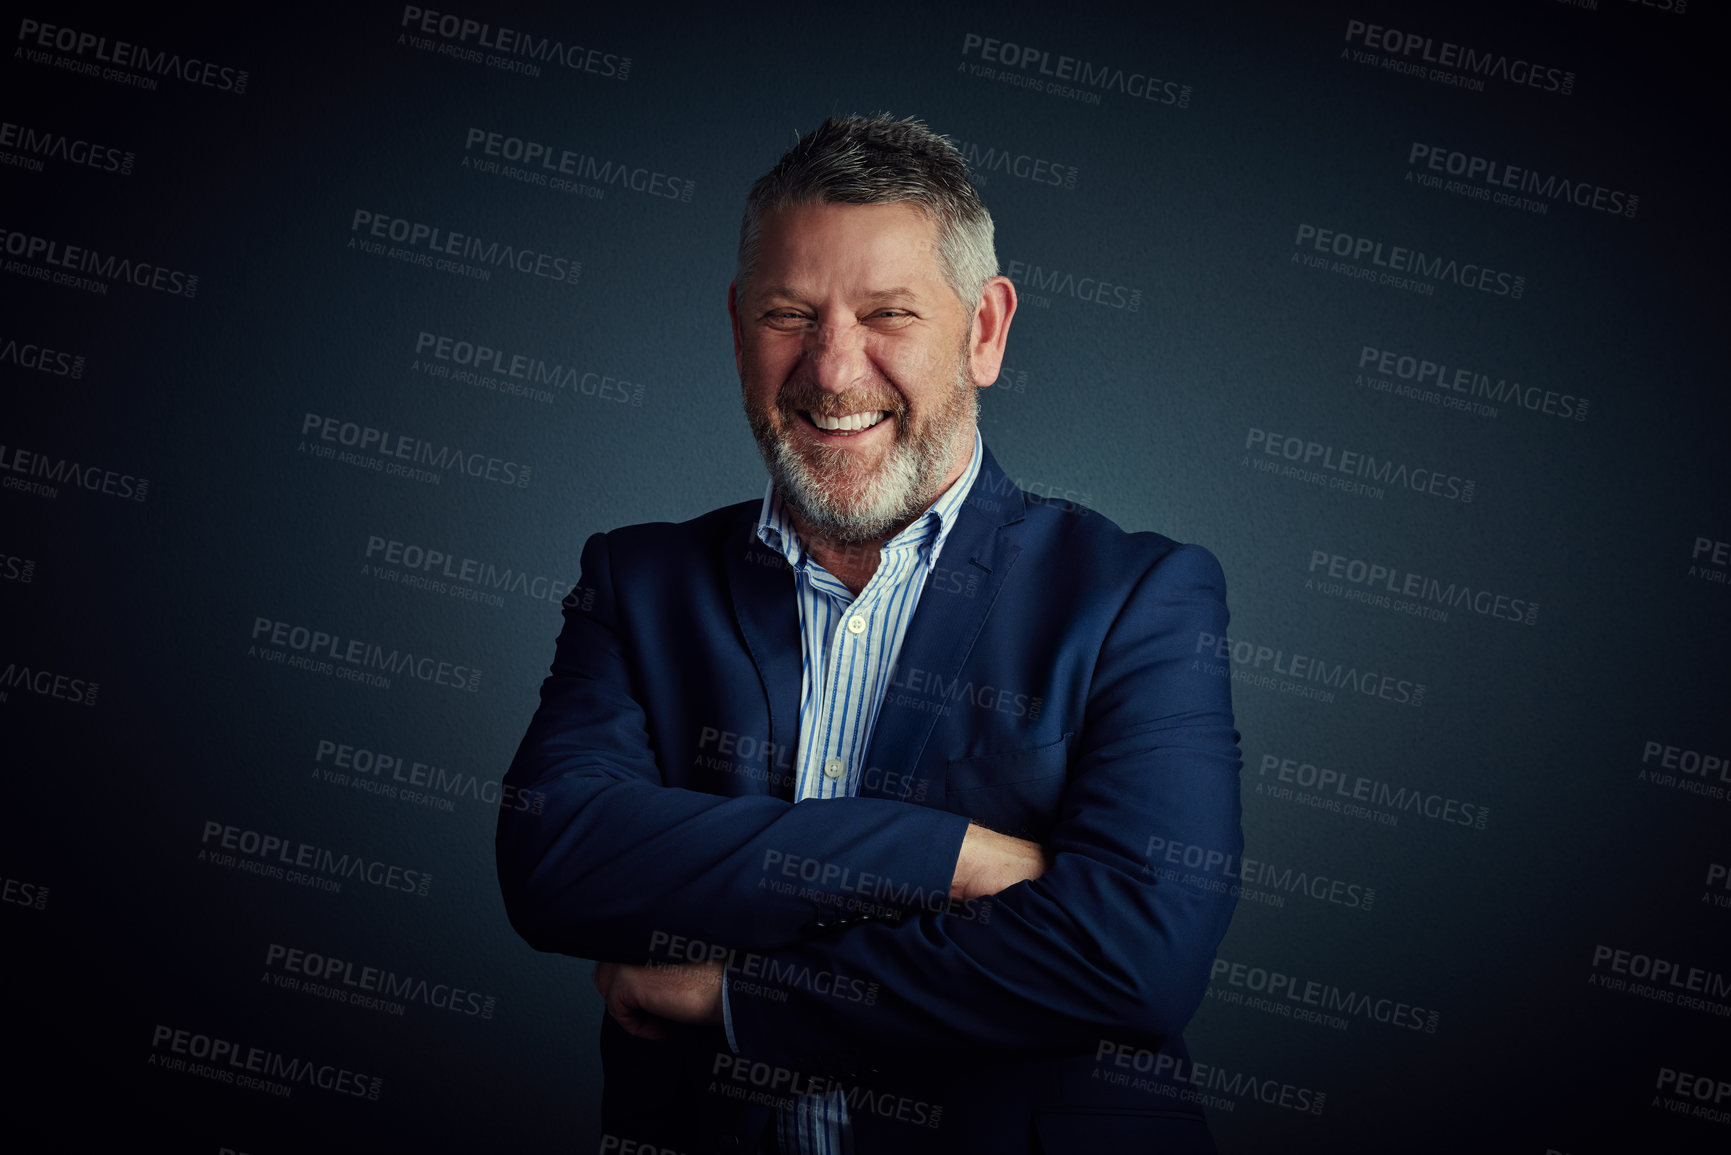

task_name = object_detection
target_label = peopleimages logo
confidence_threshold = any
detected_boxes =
[952,137,1078,190]
[960,33,1191,108]
[1690,536,1730,588]
[364,533,575,608]
[1626,0,1688,15]
[397,6,630,80]
[1638,739,1729,803]
[2,873,49,911]
[0,334,85,378]
[299,412,531,489]
[760,850,990,923]
[1307,548,1539,627]
[1408,143,1636,219]
[0,552,37,584]
[1095,1041,1327,1116]
[1244,427,1475,504]
[348,210,579,286]
[249,616,483,693]
[1590,944,1731,1011]
[1342,18,1574,96]
[1293,224,1524,298]
[16,18,250,94]
[0,226,197,297]
[462,128,692,202]
[200,820,434,898]
[0,120,134,176]
[1255,752,1490,831]
[148,1024,381,1100]
[709,1054,944,1128]
[1196,630,1426,708]
[1357,344,1586,423]
[1210,955,1439,1033]
[0,660,99,706]
[1004,257,1141,311]
[265,942,497,1019]
[413,330,643,405]
[313,736,543,815]
[647,932,880,1007]
[0,442,148,502]
[1146,836,1377,912]
[1653,1067,1730,1129]
[885,661,1043,721]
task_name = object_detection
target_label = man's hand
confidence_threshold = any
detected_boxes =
[592,960,724,1039]
[950,822,1050,903]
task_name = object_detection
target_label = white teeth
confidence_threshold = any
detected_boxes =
[810,411,887,433]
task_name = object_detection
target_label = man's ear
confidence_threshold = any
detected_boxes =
[727,281,744,378]
[967,275,1018,388]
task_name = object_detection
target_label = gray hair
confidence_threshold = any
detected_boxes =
[735,113,998,309]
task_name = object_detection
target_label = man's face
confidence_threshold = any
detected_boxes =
[731,201,982,545]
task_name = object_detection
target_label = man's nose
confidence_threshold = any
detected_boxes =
[805,321,869,393]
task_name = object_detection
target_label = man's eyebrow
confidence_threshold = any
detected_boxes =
[862,288,922,306]
[753,286,925,307]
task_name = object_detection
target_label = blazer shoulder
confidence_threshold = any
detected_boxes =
[598,500,758,559]
[1014,496,1227,595]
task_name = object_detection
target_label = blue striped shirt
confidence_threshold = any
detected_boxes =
[724,427,982,1154]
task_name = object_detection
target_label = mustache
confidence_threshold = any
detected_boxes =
[775,385,906,421]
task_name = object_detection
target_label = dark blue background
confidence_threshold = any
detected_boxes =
[5,1,1726,1151]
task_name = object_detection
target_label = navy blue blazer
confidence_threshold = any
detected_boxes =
[497,442,1243,1154]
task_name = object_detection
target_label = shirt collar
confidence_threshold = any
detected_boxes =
[755,426,983,573]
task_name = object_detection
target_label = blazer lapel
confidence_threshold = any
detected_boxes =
[724,514,802,801]
[861,444,1025,803]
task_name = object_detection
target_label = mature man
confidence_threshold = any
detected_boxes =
[497,114,1243,1154]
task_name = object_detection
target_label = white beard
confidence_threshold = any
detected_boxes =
[747,351,977,545]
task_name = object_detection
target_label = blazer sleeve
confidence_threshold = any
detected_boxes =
[724,542,1243,1070]
[494,530,972,961]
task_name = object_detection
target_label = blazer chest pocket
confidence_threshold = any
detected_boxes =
[943,732,1073,841]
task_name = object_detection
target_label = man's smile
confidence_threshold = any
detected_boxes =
[796,409,893,437]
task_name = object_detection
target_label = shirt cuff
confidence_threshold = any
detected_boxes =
[720,968,741,1055]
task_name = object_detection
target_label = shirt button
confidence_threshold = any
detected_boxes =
[824,758,845,779]
[846,615,867,636]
